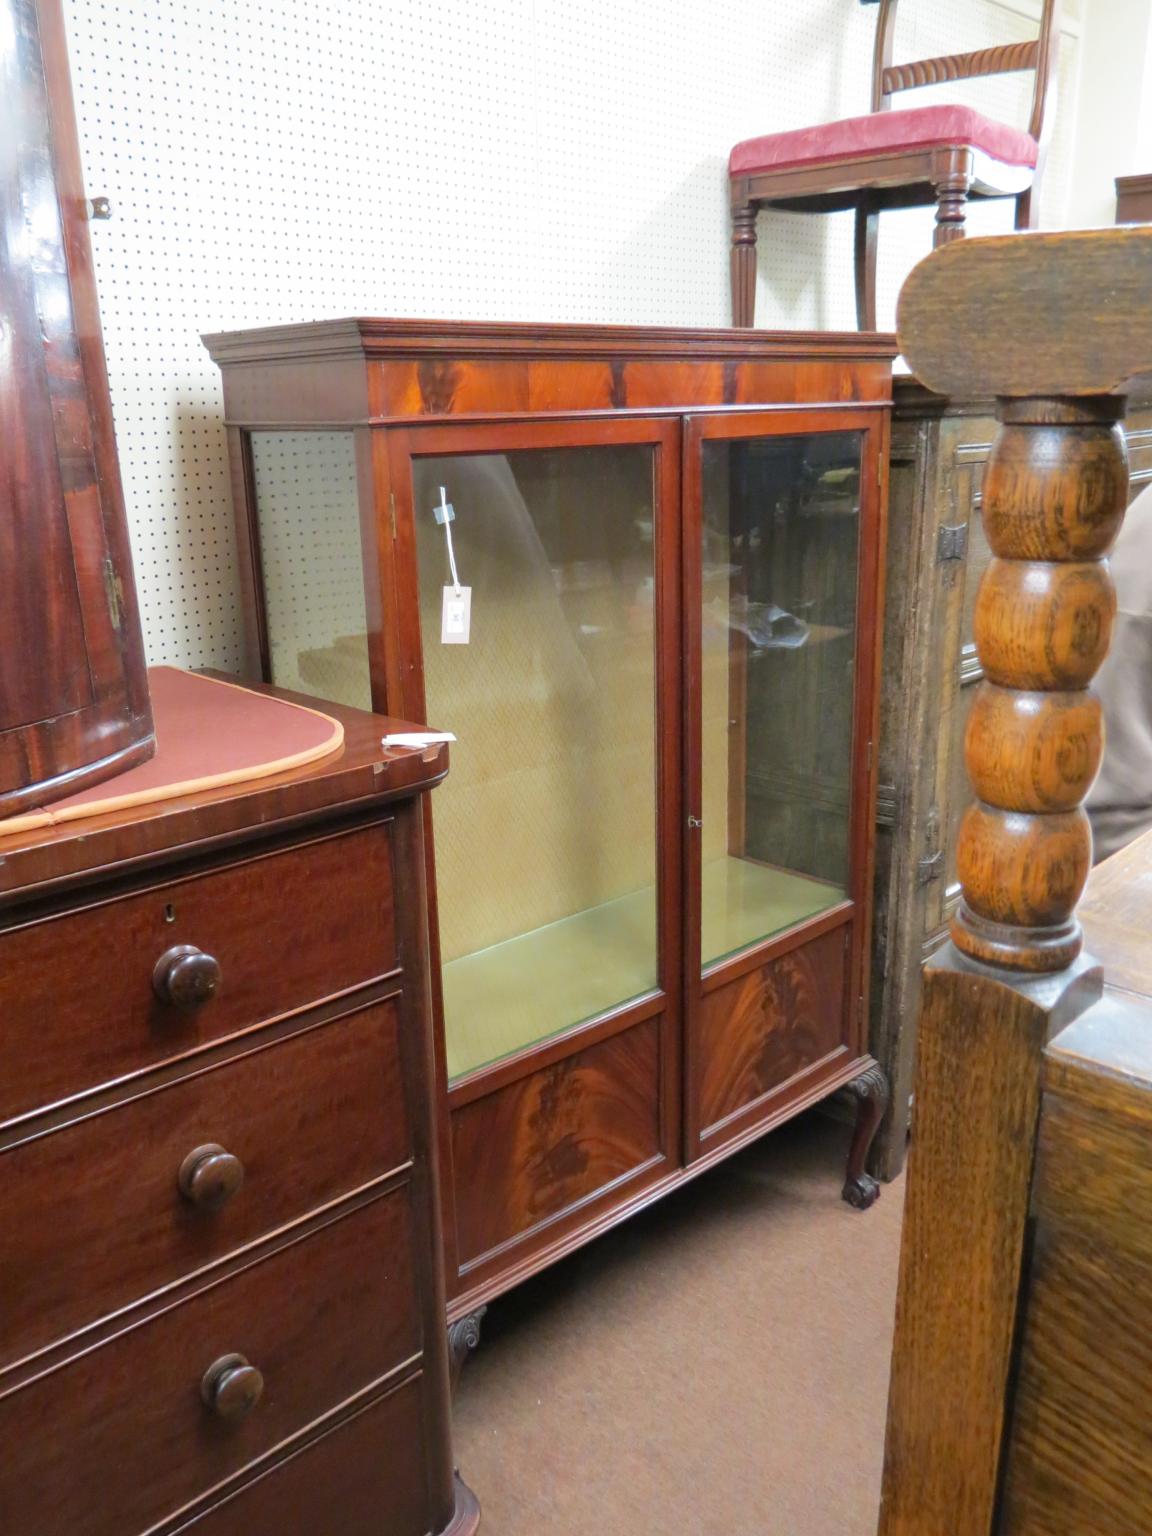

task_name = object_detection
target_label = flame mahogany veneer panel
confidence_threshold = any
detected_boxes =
[699,926,850,1133]
[451,1020,662,1266]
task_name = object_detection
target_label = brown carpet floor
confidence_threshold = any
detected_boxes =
[454,1112,905,1536]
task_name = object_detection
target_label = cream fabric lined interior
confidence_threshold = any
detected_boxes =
[442,856,842,1080]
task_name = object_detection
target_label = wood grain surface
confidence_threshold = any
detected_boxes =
[998,990,1152,1535]
[0,822,396,1125]
[0,1001,408,1370]
[0,1194,417,1536]
[897,227,1152,398]
[450,1020,662,1268]
[698,926,848,1132]
[878,956,1100,1536]
[1079,825,1152,1001]
[168,1380,430,1536]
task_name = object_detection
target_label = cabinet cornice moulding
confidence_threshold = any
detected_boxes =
[203,318,901,368]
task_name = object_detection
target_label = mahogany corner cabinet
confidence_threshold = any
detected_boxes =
[204,320,895,1318]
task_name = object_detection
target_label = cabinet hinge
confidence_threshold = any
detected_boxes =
[389,492,397,541]
[103,556,124,632]
[916,849,944,885]
[936,522,968,562]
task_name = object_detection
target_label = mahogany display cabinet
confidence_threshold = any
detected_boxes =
[204,320,895,1319]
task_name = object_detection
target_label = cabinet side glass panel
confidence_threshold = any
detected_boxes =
[700,431,862,969]
[411,447,659,1082]
[249,432,371,708]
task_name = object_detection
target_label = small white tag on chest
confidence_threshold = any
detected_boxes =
[441,586,472,644]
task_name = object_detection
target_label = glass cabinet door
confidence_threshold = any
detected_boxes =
[695,425,864,970]
[403,434,670,1084]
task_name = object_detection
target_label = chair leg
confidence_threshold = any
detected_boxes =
[854,199,879,331]
[933,171,970,246]
[730,201,758,327]
[1015,184,1039,231]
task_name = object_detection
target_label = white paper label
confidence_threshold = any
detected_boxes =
[441,585,472,644]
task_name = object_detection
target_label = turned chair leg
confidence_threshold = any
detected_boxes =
[731,200,758,326]
[933,171,971,247]
[854,198,879,331]
[842,1063,890,1211]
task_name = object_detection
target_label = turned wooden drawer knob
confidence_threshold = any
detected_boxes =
[201,1353,264,1422]
[178,1143,244,1210]
[153,944,221,1008]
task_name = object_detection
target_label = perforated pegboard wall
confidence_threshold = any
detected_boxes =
[61,0,1081,671]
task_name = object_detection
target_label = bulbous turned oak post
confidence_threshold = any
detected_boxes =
[878,226,1152,1536]
[952,395,1127,971]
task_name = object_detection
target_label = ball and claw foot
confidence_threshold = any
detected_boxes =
[841,1061,889,1212]
[843,1169,881,1211]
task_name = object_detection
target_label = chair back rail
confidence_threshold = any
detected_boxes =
[870,0,1060,144]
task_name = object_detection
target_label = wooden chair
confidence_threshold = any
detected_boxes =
[729,0,1060,329]
[878,225,1152,1536]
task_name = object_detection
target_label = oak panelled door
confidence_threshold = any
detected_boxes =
[387,416,684,1286]
[682,410,882,1158]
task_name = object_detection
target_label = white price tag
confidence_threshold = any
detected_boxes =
[441,585,472,644]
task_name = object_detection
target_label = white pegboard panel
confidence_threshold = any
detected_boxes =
[61,0,1079,670]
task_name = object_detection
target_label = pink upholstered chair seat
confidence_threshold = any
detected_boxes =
[730,104,1038,179]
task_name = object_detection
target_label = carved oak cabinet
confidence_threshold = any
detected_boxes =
[0,685,477,1536]
[205,321,894,1319]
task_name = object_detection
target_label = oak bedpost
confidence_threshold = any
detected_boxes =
[878,227,1152,1536]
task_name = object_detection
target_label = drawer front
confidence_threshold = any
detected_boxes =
[697,924,849,1136]
[0,1193,418,1536]
[0,1000,408,1371]
[0,822,395,1124]
[171,1379,429,1536]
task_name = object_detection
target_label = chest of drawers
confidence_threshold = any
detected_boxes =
[0,680,478,1536]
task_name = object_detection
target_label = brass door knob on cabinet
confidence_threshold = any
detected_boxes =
[178,1144,245,1210]
[153,944,221,1008]
[201,1354,264,1422]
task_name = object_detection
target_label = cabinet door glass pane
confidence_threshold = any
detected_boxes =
[700,431,862,969]
[249,432,372,708]
[412,446,659,1081]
